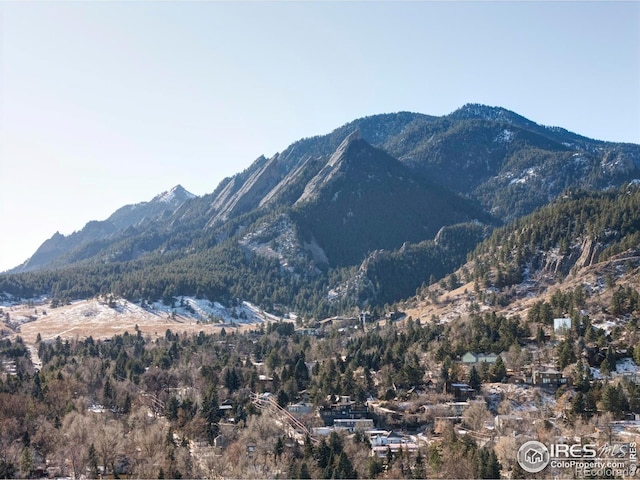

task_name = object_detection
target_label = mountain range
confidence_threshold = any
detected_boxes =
[3,104,640,316]
[12,185,196,273]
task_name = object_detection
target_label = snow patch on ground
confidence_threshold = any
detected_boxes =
[509,167,538,185]
[592,319,617,333]
[572,154,590,169]
[238,214,323,273]
[3,296,286,345]
[0,293,50,308]
[590,367,603,380]
[590,358,638,380]
[149,297,282,325]
[495,129,514,143]
[615,357,638,374]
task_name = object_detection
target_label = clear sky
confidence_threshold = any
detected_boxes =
[1,1,639,272]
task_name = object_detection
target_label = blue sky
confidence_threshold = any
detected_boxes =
[1,1,639,272]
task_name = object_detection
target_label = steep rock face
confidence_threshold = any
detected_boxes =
[191,114,427,228]
[205,155,287,226]
[530,235,614,278]
[539,248,581,276]
[295,130,362,205]
[576,237,605,269]
[236,131,493,273]
[258,154,320,208]
[238,213,329,274]
[290,134,492,266]
[208,176,241,220]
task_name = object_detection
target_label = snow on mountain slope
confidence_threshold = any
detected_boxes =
[4,296,283,345]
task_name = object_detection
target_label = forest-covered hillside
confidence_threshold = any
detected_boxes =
[2,105,640,318]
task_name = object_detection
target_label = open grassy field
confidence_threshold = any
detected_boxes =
[1,298,262,346]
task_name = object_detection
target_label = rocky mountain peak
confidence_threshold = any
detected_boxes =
[326,129,362,166]
[296,131,376,204]
[154,184,196,204]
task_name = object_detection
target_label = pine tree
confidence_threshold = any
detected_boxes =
[557,340,576,369]
[413,450,426,479]
[201,385,220,444]
[485,449,501,479]
[601,384,622,418]
[299,462,311,479]
[315,439,331,470]
[490,356,507,382]
[166,396,179,421]
[469,365,482,392]
[427,441,442,472]
[571,392,586,419]
[335,451,357,479]
[103,377,115,407]
[20,447,33,479]
[274,437,284,460]
[365,457,383,478]
[294,358,310,388]
[304,434,314,458]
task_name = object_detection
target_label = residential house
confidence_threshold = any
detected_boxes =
[295,327,320,336]
[319,395,370,426]
[445,401,470,418]
[445,382,476,401]
[385,311,405,321]
[319,316,358,331]
[494,415,524,434]
[213,434,227,448]
[1,360,16,376]
[531,369,570,389]
[370,431,419,457]
[554,318,572,337]
[334,418,375,432]
[359,311,372,326]
[287,402,313,416]
[219,399,235,422]
[461,352,500,365]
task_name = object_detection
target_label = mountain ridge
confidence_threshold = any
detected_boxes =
[10,185,196,273]
[3,104,640,317]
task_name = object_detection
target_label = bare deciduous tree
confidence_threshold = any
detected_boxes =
[94,419,126,475]
[463,399,491,432]
[62,412,94,479]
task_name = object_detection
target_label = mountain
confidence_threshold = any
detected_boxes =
[382,104,640,220]
[289,131,491,267]
[107,184,195,230]
[11,185,195,273]
[2,105,640,316]
[404,183,640,332]
[170,104,639,233]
